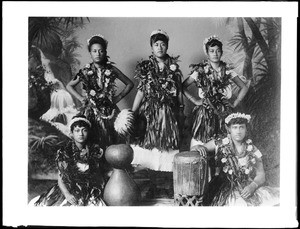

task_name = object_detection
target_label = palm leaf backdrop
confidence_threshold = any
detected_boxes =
[60,36,82,75]
[29,17,88,67]
[28,18,89,175]
[222,17,281,185]
[29,17,63,57]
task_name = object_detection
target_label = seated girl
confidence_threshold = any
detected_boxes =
[29,115,107,206]
[191,112,280,206]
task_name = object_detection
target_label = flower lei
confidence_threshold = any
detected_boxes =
[78,61,117,120]
[57,142,103,183]
[189,60,235,113]
[135,55,182,107]
[56,141,104,205]
[28,65,54,93]
[215,137,258,188]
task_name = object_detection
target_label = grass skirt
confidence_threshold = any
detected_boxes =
[29,184,106,206]
[80,104,120,149]
[192,104,230,143]
[136,103,179,151]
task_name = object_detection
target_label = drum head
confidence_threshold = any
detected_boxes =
[174,151,202,163]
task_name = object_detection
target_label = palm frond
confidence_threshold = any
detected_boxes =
[60,36,82,69]
[253,46,264,60]
[227,34,246,52]
[57,17,89,29]
[29,17,62,44]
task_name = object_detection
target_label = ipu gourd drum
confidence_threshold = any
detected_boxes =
[103,144,140,206]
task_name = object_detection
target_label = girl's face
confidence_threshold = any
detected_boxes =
[151,40,168,59]
[72,126,89,145]
[90,43,106,64]
[229,123,247,142]
[207,45,222,63]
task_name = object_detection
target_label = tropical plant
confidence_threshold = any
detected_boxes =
[60,35,82,75]
[28,17,89,109]
[29,133,68,175]
[29,17,88,74]
[29,134,58,151]
[221,17,281,185]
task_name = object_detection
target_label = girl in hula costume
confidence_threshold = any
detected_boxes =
[29,115,107,206]
[192,112,280,206]
[130,29,185,173]
[67,34,134,150]
[182,35,248,148]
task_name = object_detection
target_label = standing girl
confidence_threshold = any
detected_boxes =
[67,34,134,149]
[183,35,248,148]
[131,29,184,173]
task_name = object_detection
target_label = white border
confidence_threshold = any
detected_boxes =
[3,1,298,227]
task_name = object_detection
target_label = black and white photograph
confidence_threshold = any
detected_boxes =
[3,1,298,228]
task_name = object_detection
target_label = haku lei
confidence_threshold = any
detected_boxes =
[134,55,182,107]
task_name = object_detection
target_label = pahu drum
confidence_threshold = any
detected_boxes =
[173,151,208,206]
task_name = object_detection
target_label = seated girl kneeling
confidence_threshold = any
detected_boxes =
[29,115,107,206]
[191,112,280,206]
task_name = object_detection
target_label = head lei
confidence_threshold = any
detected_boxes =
[225,112,251,124]
[203,35,222,55]
[87,34,108,46]
[69,116,92,130]
[150,29,169,41]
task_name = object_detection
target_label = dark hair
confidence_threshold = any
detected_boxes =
[227,117,248,126]
[205,39,223,54]
[70,115,91,132]
[88,36,108,52]
[150,33,169,47]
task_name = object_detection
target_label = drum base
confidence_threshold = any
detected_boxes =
[174,194,203,206]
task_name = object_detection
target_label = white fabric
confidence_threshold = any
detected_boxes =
[190,137,204,148]
[254,149,262,158]
[28,196,40,206]
[190,70,199,80]
[226,187,280,206]
[130,144,179,172]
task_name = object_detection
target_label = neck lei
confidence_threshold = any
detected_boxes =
[150,54,171,72]
[231,141,246,158]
